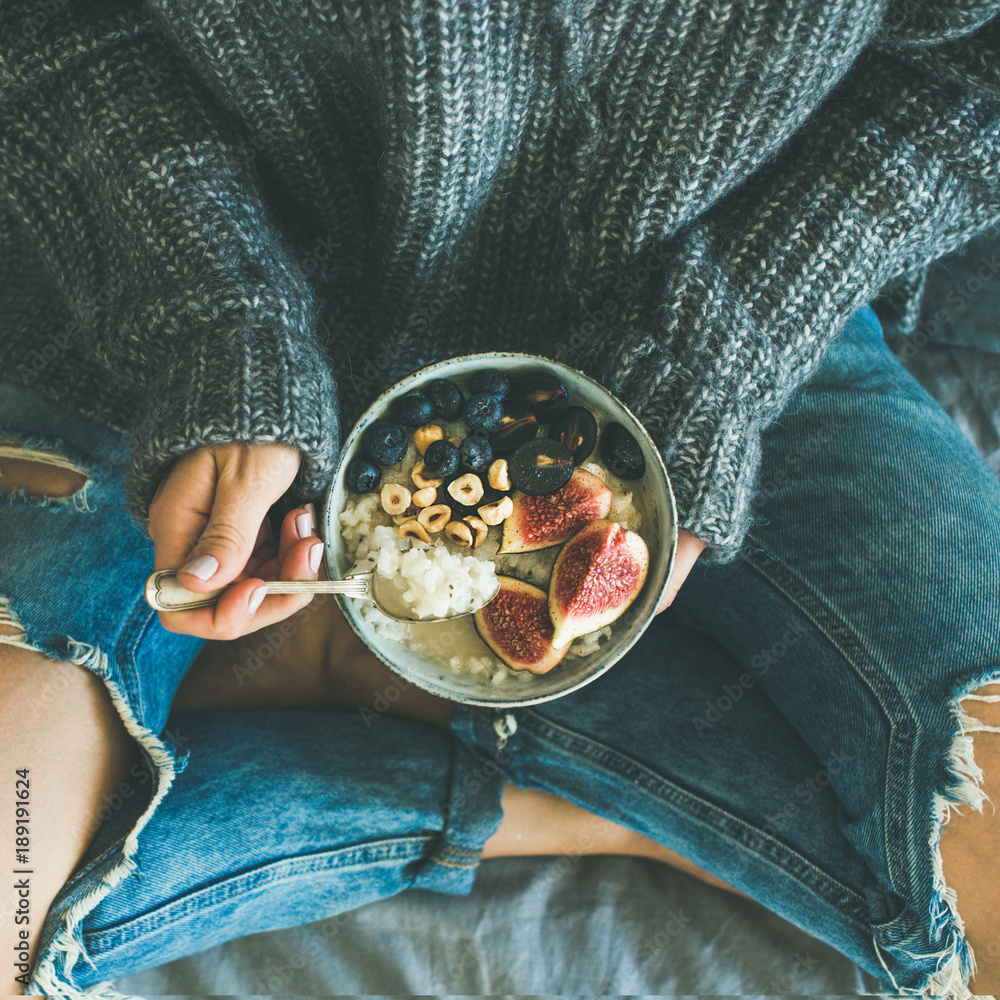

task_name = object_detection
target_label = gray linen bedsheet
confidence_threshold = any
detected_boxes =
[114,235,1000,996]
[114,857,880,994]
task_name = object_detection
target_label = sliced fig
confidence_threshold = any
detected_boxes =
[498,467,612,554]
[549,519,649,649]
[474,576,568,674]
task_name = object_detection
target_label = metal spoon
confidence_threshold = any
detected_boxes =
[143,568,500,623]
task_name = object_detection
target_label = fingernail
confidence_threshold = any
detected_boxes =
[295,507,314,539]
[178,554,219,581]
[309,540,325,574]
[247,586,267,616]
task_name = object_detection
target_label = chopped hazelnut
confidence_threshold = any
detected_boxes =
[391,507,417,525]
[411,460,444,490]
[447,472,484,506]
[412,486,439,508]
[380,482,412,516]
[444,520,474,547]
[397,519,431,543]
[463,515,489,548]
[487,458,510,491]
[417,503,451,533]
[413,424,444,455]
[478,495,513,525]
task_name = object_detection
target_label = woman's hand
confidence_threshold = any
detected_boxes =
[148,442,324,640]
[657,528,707,613]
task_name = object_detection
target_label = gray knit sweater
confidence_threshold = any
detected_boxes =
[2,0,999,561]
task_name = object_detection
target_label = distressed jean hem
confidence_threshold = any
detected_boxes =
[898,671,1000,999]
[411,717,506,895]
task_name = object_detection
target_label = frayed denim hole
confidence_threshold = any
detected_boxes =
[0,595,30,645]
[0,442,93,510]
[908,677,1000,999]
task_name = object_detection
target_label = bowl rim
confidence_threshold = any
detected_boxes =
[322,351,678,708]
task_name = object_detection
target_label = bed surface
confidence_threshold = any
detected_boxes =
[113,237,1000,996]
[113,856,879,994]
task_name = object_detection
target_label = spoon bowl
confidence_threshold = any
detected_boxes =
[144,568,500,623]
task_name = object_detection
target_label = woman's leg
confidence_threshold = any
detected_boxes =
[59,304,1000,993]
[175,596,741,889]
[77,704,505,982]
[77,696,735,985]
[0,391,205,996]
[0,447,136,995]
[671,304,1000,994]
[0,647,135,996]
[446,304,999,995]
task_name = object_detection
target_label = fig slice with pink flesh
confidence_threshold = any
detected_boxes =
[498,467,612,554]
[473,576,569,674]
[548,519,649,649]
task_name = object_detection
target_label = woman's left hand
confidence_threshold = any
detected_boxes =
[656,528,707,613]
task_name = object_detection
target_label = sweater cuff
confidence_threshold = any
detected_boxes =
[634,381,763,564]
[589,331,766,565]
[123,290,339,525]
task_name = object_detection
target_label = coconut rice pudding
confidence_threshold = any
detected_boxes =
[338,367,652,686]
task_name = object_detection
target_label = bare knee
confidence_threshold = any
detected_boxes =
[0,440,89,501]
[1,645,136,994]
[0,642,131,745]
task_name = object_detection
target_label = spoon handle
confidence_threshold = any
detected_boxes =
[258,580,371,595]
[144,570,370,612]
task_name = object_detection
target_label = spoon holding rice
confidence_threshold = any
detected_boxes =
[144,567,500,623]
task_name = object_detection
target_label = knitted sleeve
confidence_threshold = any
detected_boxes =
[0,1,339,523]
[594,6,1000,563]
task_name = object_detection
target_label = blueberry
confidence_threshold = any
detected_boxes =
[458,434,493,471]
[345,456,380,493]
[424,438,459,477]
[390,392,435,426]
[464,393,504,432]
[362,419,407,466]
[426,378,465,421]
[469,369,511,398]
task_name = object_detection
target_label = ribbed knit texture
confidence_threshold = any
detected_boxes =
[2,0,999,560]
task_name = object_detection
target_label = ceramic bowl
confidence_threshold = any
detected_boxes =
[322,353,677,707]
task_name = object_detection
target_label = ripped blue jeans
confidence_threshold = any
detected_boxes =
[1,304,998,996]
